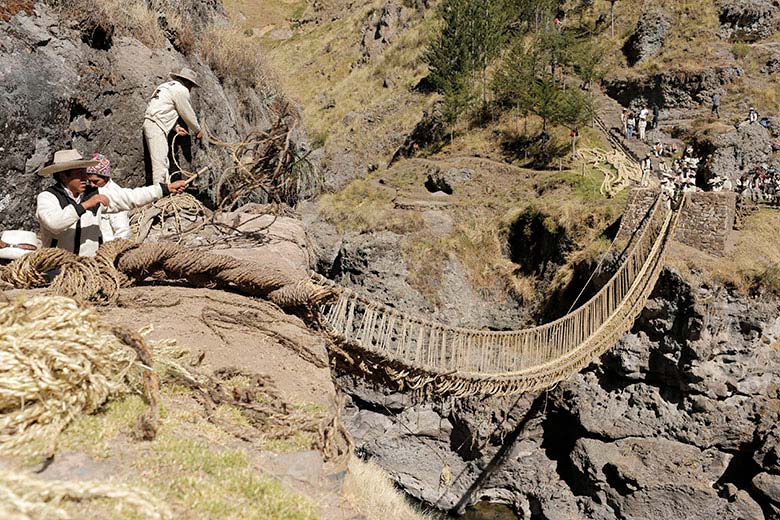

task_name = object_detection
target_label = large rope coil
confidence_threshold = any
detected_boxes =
[0,240,335,309]
[578,147,645,197]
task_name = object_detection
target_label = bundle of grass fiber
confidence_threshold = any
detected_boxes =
[0,294,142,457]
[0,469,172,520]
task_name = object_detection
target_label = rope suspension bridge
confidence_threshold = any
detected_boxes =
[315,194,683,398]
[0,192,683,399]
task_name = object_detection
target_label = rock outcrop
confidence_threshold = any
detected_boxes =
[0,0,277,231]
[719,0,780,41]
[623,6,671,66]
[341,269,780,519]
[604,66,743,110]
[692,121,776,184]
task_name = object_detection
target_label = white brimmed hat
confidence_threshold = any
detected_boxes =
[170,67,201,88]
[39,149,99,177]
[0,230,41,261]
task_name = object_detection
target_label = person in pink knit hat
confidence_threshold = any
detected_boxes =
[86,153,130,241]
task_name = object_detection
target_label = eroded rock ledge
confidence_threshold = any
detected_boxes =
[339,269,780,519]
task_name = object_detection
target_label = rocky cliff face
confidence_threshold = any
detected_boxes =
[341,269,780,519]
[0,0,275,231]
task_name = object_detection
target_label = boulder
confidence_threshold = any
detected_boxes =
[753,472,780,516]
[623,6,672,66]
[424,167,474,194]
[570,437,764,520]
[694,121,774,184]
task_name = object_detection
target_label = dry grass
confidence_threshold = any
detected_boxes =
[343,457,433,520]
[55,0,168,47]
[0,0,34,21]
[57,388,320,520]
[667,209,780,295]
[200,25,278,94]
[318,179,424,234]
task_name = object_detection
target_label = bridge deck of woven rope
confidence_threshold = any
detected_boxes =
[315,195,684,398]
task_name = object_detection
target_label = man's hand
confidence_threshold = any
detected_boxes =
[167,180,188,194]
[82,194,110,210]
[196,130,203,140]
[175,124,189,137]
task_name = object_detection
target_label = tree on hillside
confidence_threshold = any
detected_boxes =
[493,34,592,132]
[424,0,513,111]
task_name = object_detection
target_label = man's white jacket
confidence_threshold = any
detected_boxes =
[144,80,201,134]
[36,182,169,256]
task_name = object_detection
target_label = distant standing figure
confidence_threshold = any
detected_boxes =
[144,67,203,185]
[621,109,629,136]
[638,107,649,141]
[626,113,636,139]
[652,104,660,129]
[640,154,653,187]
[749,107,759,124]
[711,93,721,119]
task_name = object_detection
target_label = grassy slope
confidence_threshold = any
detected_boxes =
[226,0,628,307]
[232,0,778,303]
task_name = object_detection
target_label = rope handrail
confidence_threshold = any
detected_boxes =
[315,194,684,397]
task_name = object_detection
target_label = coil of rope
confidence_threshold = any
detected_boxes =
[578,147,645,198]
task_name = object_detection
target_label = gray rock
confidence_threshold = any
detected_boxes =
[570,437,763,520]
[604,66,743,110]
[0,1,308,232]
[623,6,672,65]
[719,0,780,41]
[358,1,402,63]
[695,121,774,184]
[753,472,780,517]
[424,167,474,194]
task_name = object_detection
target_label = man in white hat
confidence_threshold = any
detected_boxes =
[0,230,41,263]
[144,67,203,184]
[36,149,187,257]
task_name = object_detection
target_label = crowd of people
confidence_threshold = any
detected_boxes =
[0,67,203,264]
[621,105,660,142]
[621,94,780,202]
[738,166,780,205]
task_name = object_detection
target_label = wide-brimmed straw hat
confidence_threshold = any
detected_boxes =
[0,230,41,261]
[170,67,201,88]
[39,149,99,177]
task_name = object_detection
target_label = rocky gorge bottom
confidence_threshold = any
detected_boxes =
[338,270,780,519]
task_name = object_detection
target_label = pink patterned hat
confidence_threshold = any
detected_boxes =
[86,153,111,178]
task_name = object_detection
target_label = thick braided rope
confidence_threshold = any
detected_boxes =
[0,240,335,309]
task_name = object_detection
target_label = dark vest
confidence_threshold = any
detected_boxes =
[45,184,101,254]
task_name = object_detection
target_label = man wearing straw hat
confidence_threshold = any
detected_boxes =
[36,149,186,257]
[144,67,203,184]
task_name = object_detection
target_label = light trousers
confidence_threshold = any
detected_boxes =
[144,120,170,184]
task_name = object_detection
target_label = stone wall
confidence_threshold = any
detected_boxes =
[617,188,737,256]
[616,188,660,243]
[675,191,737,256]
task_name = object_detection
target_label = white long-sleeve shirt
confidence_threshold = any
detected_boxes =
[99,180,137,242]
[37,182,167,256]
[144,80,201,134]
[101,212,131,241]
